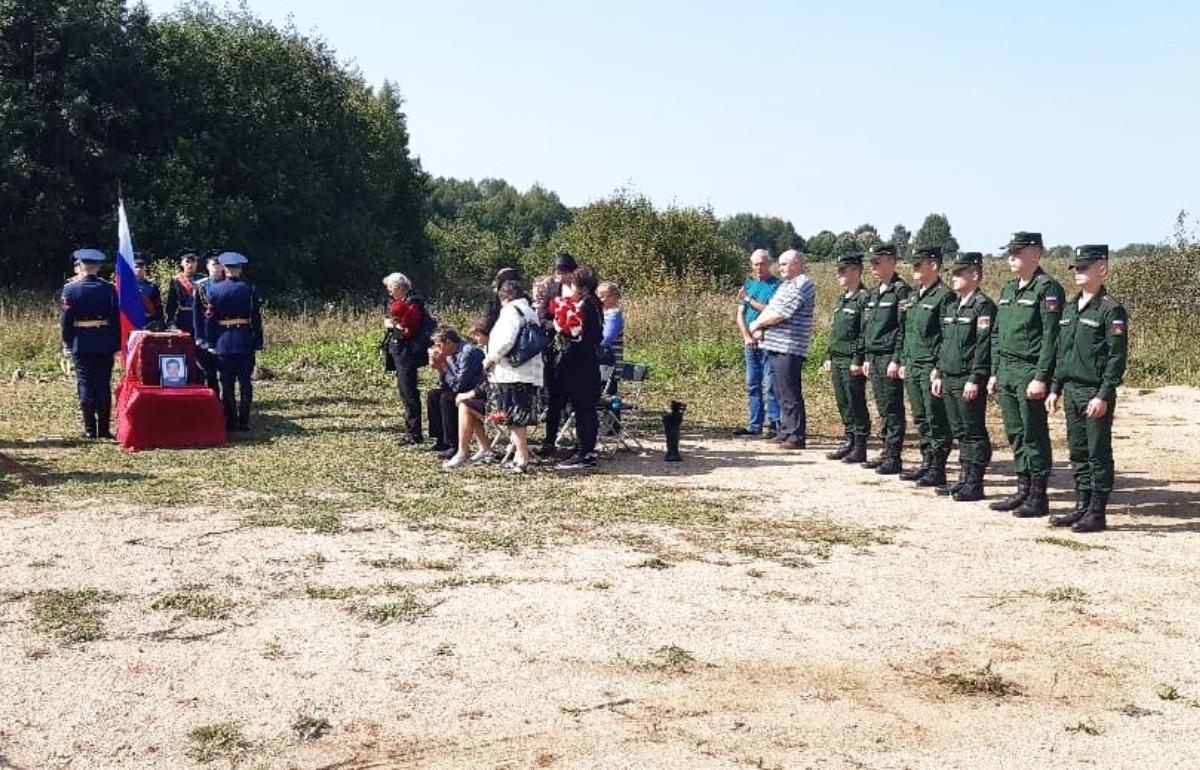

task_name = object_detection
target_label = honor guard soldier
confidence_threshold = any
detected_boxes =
[899,246,955,488]
[860,243,911,475]
[1045,245,1128,533]
[60,249,120,439]
[166,249,202,334]
[206,252,263,431]
[192,251,226,395]
[988,232,1066,518]
[133,257,166,331]
[823,252,871,464]
[931,252,996,501]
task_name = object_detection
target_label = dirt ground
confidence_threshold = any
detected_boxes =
[2,386,1199,770]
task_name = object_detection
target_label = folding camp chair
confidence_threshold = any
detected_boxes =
[555,363,649,458]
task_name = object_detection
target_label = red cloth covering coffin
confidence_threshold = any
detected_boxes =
[115,331,226,452]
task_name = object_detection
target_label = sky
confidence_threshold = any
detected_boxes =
[136,0,1200,249]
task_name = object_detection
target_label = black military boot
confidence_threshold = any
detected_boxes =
[1013,474,1050,518]
[79,399,98,439]
[843,435,867,464]
[936,459,968,496]
[1050,488,1092,528]
[953,463,986,502]
[827,434,854,461]
[861,449,886,469]
[1072,491,1108,533]
[917,452,948,488]
[875,447,902,475]
[900,450,931,481]
[989,473,1030,512]
[95,401,113,440]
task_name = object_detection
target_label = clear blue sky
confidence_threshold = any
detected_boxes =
[137,0,1199,249]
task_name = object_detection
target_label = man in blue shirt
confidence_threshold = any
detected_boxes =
[735,249,782,437]
[425,325,486,457]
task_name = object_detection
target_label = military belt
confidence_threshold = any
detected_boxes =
[218,317,251,327]
[73,320,109,328]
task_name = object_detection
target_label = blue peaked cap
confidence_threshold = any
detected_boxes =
[73,249,106,263]
[218,252,248,267]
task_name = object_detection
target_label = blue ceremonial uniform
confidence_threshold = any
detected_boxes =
[192,275,224,394]
[206,257,263,430]
[61,251,121,438]
[137,278,165,330]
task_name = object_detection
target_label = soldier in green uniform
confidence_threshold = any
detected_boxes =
[860,243,910,475]
[1045,245,1128,533]
[899,246,955,487]
[988,232,1066,518]
[823,252,871,464]
[931,252,996,501]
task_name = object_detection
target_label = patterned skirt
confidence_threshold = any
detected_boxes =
[488,382,541,427]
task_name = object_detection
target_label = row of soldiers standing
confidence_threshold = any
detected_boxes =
[59,248,263,438]
[823,232,1128,533]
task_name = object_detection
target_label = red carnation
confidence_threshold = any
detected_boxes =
[550,296,583,340]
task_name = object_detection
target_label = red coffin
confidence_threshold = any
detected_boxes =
[115,331,226,452]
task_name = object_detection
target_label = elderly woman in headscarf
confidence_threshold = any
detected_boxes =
[382,271,430,445]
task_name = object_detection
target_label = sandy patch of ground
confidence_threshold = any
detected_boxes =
[2,387,1199,769]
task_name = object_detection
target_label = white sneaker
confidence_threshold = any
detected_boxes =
[469,449,494,464]
[442,454,468,470]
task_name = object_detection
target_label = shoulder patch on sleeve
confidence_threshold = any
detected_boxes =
[1110,318,1126,335]
[1044,295,1060,312]
[977,316,992,329]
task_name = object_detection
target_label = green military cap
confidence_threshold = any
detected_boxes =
[1003,231,1043,253]
[837,252,864,268]
[869,243,897,260]
[910,245,942,264]
[1071,244,1109,269]
[951,251,984,271]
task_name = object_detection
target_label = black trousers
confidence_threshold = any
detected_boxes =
[425,387,458,447]
[394,363,422,440]
[768,351,807,444]
[565,373,601,456]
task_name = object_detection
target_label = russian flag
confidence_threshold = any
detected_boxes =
[115,199,145,361]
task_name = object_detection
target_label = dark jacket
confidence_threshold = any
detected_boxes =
[61,276,120,355]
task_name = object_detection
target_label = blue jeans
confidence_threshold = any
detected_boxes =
[744,346,780,433]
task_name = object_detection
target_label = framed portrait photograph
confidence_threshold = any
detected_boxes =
[159,354,188,387]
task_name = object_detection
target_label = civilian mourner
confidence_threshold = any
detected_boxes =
[382,271,432,445]
[987,232,1066,518]
[748,249,815,451]
[930,252,996,502]
[60,249,120,439]
[859,243,910,474]
[734,249,782,438]
[1045,245,1128,533]
[425,325,486,459]
[823,252,870,463]
[899,246,955,488]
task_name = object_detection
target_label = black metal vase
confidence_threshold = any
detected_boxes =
[662,400,686,462]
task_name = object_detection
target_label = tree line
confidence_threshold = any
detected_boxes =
[0,1,1167,297]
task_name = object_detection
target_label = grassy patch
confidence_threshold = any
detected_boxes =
[645,645,696,674]
[938,662,1022,697]
[151,589,235,620]
[291,713,332,741]
[363,556,457,571]
[186,721,252,764]
[1035,536,1112,552]
[305,585,360,600]
[244,508,343,534]
[633,556,672,570]
[30,588,122,644]
[1045,586,1088,603]
[1065,720,1103,736]
[359,594,430,624]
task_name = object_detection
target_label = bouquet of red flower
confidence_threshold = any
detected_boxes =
[486,411,509,425]
[549,296,584,340]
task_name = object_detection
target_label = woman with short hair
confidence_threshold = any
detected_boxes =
[382,271,429,445]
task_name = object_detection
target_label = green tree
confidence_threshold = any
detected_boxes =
[854,223,881,251]
[913,213,960,256]
[719,213,802,256]
[806,230,837,259]
[889,224,912,259]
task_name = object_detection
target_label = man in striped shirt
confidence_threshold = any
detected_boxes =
[748,249,816,450]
